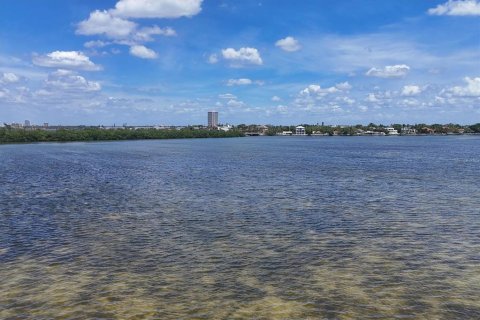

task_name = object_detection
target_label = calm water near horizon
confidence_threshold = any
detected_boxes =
[1,136,479,319]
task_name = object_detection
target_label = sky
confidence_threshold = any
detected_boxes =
[0,0,479,126]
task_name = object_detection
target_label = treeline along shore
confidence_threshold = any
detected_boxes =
[0,127,244,144]
[263,123,480,136]
[1,122,480,144]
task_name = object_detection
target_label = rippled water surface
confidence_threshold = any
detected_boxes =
[1,136,479,319]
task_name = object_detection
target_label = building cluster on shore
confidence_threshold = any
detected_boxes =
[2,113,480,137]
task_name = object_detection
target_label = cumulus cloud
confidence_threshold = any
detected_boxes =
[112,0,203,18]
[300,84,339,96]
[335,81,352,90]
[0,85,31,104]
[428,0,480,16]
[1,72,20,83]
[449,77,480,96]
[299,82,351,98]
[44,69,101,92]
[275,36,301,52]
[336,96,356,105]
[77,10,137,39]
[129,45,158,59]
[366,64,410,78]
[221,47,263,66]
[76,5,179,59]
[402,85,422,96]
[33,51,101,71]
[77,11,175,42]
[365,93,380,103]
[271,95,281,102]
[293,82,355,111]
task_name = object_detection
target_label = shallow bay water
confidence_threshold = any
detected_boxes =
[1,136,479,319]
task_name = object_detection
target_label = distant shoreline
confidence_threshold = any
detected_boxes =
[271,133,480,137]
[2,131,479,145]
[0,127,244,144]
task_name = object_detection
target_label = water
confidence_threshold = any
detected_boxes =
[1,136,479,319]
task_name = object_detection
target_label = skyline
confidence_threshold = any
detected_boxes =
[1,0,479,125]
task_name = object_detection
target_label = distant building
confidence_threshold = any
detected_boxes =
[218,124,232,132]
[295,126,306,135]
[24,120,31,127]
[208,111,218,128]
[401,126,416,135]
[385,127,399,135]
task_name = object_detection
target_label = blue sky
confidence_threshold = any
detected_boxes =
[0,0,479,125]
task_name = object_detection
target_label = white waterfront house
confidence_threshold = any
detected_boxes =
[401,126,417,135]
[295,126,306,135]
[218,124,232,132]
[386,127,399,135]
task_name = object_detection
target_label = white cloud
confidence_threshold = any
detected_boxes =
[365,93,380,102]
[298,82,352,101]
[330,105,343,112]
[221,47,263,66]
[449,77,480,96]
[44,69,101,92]
[1,72,20,83]
[336,96,356,105]
[75,1,196,62]
[112,0,203,18]
[218,93,237,99]
[208,54,218,64]
[275,36,301,52]
[129,45,158,59]
[227,99,245,107]
[428,0,480,16]
[133,26,176,42]
[271,95,281,101]
[76,10,137,39]
[33,51,101,71]
[77,10,177,50]
[300,84,340,97]
[0,85,31,104]
[335,81,352,90]
[402,85,422,96]
[366,64,410,78]
[293,82,355,111]
[227,78,252,86]
[226,78,263,86]
[401,98,419,107]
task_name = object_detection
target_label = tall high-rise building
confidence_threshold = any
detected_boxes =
[208,111,218,128]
